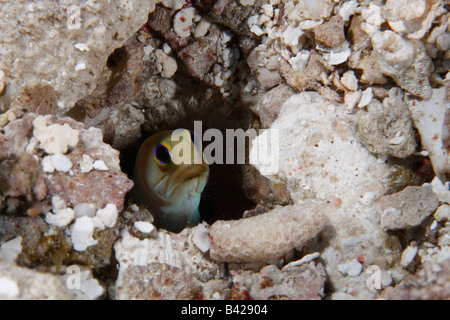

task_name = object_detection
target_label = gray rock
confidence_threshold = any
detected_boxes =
[380,185,440,230]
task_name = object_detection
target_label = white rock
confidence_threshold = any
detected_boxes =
[0,236,22,263]
[338,0,359,22]
[429,177,450,203]
[143,44,155,58]
[134,221,155,234]
[298,20,323,30]
[80,278,104,300]
[74,43,89,52]
[194,18,212,39]
[92,216,105,230]
[430,220,439,230]
[344,91,361,110]
[92,159,108,171]
[437,33,450,51]
[51,154,73,172]
[341,71,358,91]
[154,49,178,79]
[0,69,4,93]
[285,0,334,21]
[71,217,98,252]
[338,259,363,277]
[0,277,20,298]
[45,208,75,228]
[358,88,373,108]
[192,223,210,253]
[282,252,321,270]
[96,204,118,228]
[32,116,79,155]
[384,0,443,40]
[74,62,86,71]
[250,25,264,37]
[400,243,418,268]
[161,0,185,10]
[361,4,385,28]
[288,50,310,71]
[372,31,415,69]
[41,155,55,173]
[408,87,448,178]
[173,7,199,38]
[51,195,67,211]
[322,42,351,65]
[435,204,450,221]
[79,154,94,173]
[261,4,274,17]
[282,25,304,47]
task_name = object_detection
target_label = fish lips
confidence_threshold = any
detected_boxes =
[160,163,209,204]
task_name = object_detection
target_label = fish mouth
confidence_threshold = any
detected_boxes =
[167,163,209,198]
[153,163,209,202]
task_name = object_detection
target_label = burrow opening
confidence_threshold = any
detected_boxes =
[118,74,257,227]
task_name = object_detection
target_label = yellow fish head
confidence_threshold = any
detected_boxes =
[133,129,209,232]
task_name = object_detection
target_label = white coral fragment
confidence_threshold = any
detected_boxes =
[192,223,210,253]
[341,71,358,91]
[92,159,108,171]
[41,155,55,173]
[80,154,94,173]
[45,208,75,228]
[51,154,73,172]
[96,204,118,228]
[0,236,22,263]
[154,49,178,78]
[0,277,20,298]
[173,7,199,38]
[134,221,155,234]
[0,69,4,94]
[32,116,79,155]
[408,87,448,177]
[400,243,418,268]
[71,217,98,252]
[383,0,444,40]
[337,259,363,277]
[371,31,432,99]
[161,0,185,10]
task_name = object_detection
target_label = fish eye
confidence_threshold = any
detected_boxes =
[154,144,171,166]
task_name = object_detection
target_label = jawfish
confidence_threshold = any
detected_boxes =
[133,129,209,232]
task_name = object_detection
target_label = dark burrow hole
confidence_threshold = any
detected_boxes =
[119,92,256,228]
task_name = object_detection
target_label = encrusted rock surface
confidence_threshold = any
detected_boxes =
[380,185,440,230]
[231,262,326,300]
[210,202,326,263]
[0,0,152,111]
[381,259,450,300]
[0,261,86,299]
